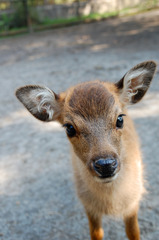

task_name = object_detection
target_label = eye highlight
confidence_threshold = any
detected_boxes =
[116,114,126,129]
[63,124,76,137]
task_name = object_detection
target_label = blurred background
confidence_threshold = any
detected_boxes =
[0,0,159,35]
[0,1,159,240]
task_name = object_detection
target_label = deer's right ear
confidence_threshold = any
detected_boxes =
[16,85,64,122]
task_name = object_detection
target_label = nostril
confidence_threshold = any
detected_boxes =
[112,160,117,166]
[93,158,118,178]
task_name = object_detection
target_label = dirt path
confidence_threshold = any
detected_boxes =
[0,9,159,240]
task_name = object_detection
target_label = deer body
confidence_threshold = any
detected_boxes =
[16,61,156,240]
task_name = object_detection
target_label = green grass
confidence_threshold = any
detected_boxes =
[43,11,117,24]
[81,11,118,20]
[42,16,81,26]
[39,11,119,27]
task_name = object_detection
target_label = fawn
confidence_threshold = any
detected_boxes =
[16,61,156,240]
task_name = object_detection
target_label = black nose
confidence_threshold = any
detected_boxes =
[93,158,118,178]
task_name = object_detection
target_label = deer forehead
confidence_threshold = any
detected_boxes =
[64,81,120,120]
[62,81,122,134]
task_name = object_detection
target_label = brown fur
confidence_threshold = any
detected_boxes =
[63,81,143,240]
[68,81,115,120]
[15,61,157,240]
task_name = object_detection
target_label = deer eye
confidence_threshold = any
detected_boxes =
[63,124,76,137]
[116,114,126,129]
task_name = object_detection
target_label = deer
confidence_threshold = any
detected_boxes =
[16,61,156,240]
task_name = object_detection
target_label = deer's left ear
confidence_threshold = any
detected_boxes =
[16,85,64,122]
[115,61,157,104]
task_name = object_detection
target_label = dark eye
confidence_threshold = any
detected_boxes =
[64,124,76,137]
[116,114,126,129]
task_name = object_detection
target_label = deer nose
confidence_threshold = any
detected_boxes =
[93,158,118,178]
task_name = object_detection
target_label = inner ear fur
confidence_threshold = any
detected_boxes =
[115,61,157,104]
[16,85,65,122]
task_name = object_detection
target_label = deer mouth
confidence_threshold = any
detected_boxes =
[94,172,119,183]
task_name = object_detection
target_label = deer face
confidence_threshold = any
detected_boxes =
[62,81,124,181]
[16,61,156,183]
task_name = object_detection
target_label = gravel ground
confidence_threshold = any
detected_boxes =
[0,9,159,240]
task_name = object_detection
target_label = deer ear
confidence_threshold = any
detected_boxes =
[115,61,157,104]
[16,85,63,122]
